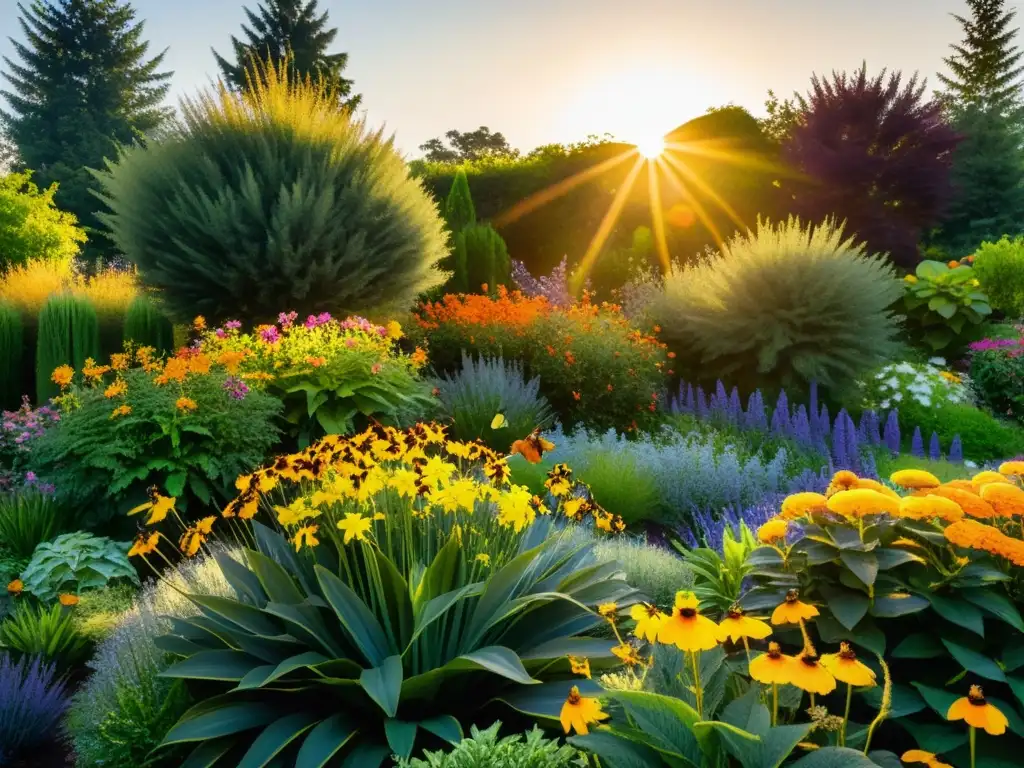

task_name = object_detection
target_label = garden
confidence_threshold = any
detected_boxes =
[6,1,1024,767]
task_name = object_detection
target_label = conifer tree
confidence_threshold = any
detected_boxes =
[444,169,476,234]
[1,0,172,252]
[213,0,360,111]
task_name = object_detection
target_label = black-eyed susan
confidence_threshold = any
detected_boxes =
[657,592,719,652]
[128,487,177,525]
[749,641,793,726]
[630,602,667,642]
[292,524,319,552]
[821,641,876,746]
[545,464,573,497]
[716,605,772,644]
[827,489,900,518]
[611,642,643,667]
[947,685,1008,735]
[771,590,819,626]
[890,469,941,490]
[780,492,828,520]
[337,512,373,544]
[790,651,836,695]
[901,750,953,768]
[568,655,591,679]
[979,482,1024,517]
[559,685,608,735]
[128,531,161,558]
[757,517,788,544]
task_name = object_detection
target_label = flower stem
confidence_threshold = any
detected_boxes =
[691,651,703,718]
[772,683,778,726]
[970,726,976,768]
[841,683,852,747]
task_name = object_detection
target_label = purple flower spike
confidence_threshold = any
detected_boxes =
[911,427,924,458]
[929,431,941,461]
[884,410,900,456]
[949,435,963,463]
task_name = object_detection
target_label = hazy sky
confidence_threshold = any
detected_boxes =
[0,0,1017,157]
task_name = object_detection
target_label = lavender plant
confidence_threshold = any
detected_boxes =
[510,257,576,307]
[0,653,69,765]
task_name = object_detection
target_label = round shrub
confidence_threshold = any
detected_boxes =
[969,339,1024,424]
[974,235,1024,318]
[94,60,448,325]
[0,170,86,270]
[647,216,903,397]
[896,398,1024,462]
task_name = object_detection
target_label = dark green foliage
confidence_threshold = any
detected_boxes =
[443,168,476,234]
[34,293,74,403]
[648,217,903,397]
[213,0,361,111]
[421,127,518,164]
[0,0,172,254]
[95,64,447,324]
[0,602,91,671]
[396,722,580,768]
[70,295,101,371]
[0,302,23,409]
[0,491,72,560]
[970,347,1024,424]
[433,354,554,451]
[454,223,511,295]
[973,235,1024,317]
[122,295,174,355]
[587,225,653,300]
[897,398,1024,461]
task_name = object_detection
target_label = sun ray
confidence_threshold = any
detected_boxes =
[657,157,726,253]
[492,148,638,227]
[647,159,671,273]
[569,154,646,293]
[661,150,747,233]
[664,139,804,181]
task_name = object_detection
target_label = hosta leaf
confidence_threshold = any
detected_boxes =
[871,593,930,618]
[419,715,462,745]
[316,564,390,666]
[614,689,703,761]
[875,548,924,569]
[383,720,418,760]
[788,747,881,767]
[941,639,1006,682]
[929,594,985,636]
[819,585,869,631]
[962,588,1024,632]
[294,713,358,768]
[892,633,944,659]
[162,650,262,682]
[162,701,279,744]
[237,711,321,768]
[359,655,403,717]
[569,731,666,768]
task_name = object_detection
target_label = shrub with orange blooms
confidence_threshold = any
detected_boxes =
[26,343,281,526]
[411,287,669,431]
[197,312,432,446]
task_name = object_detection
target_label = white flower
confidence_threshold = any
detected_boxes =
[893,392,903,402]
[886,377,901,390]
[928,357,946,366]
[917,397,931,408]
[880,400,891,409]
[965,460,978,469]
[895,363,917,375]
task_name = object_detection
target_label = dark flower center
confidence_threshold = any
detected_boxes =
[801,655,820,667]
[680,608,697,618]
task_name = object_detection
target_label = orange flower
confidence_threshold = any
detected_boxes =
[192,315,207,331]
[947,685,1008,735]
[216,350,246,373]
[780,492,828,520]
[826,470,860,496]
[110,404,132,419]
[898,494,963,523]
[979,482,1024,517]
[305,356,327,367]
[59,593,80,607]
[104,379,128,399]
[972,470,1012,491]
[411,347,428,366]
[572,391,581,401]
[926,485,996,519]
[176,397,198,412]
[771,589,819,625]
[7,579,23,595]
[51,365,74,388]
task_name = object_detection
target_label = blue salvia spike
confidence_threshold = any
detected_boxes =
[770,399,789,436]
[844,410,861,473]
[911,427,924,458]
[832,414,848,469]
[696,386,709,420]
[949,435,963,463]
[809,380,819,435]
[819,404,830,436]
[868,410,882,445]
[715,380,728,415]
[857,411,870,443]
[746,390,767,431]
[861,448,878,480]
[929,431,941,461]
[792,405,812,447]
[884,410,900,456]
[685,383,695,413]
[728,387,742,425]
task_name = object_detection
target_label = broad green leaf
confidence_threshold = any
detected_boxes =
[916,260,947,279]
[181,738,234,768]
[166,470,187,498]
[746,547,785,569]
[520,636,616,661]
[499,678,604,722]
[419,715,462,745]
[962,588,1024,632]
[788,747,881,767]
[569,731,666,768]
[1005,644,1024,673]
[295,713,358,768]
[161,650,262,682]
[464,542,549,649]
[237,711,320,768]
[315,565,390,666]
[759,724,816,768]
[262,651,331,686]
[839,550,878,587]
[247,551,305,604]
[360,655,403,717]
[861,684,925,718]
[897,720,966,755]
[216,551,266,606]
[912,682,958,719]
[262,602,345,658]
[339,743,390,768]
[371,547,413,652]
[866,752,903,768]
[615,689,704,763]
[820,585,869,631]
[875,548,924,569]
[383,720,418,759]
[893,633,944,659]
[457,646,537,684]
[190,594,281,637]
[1006,677,1024,711]
[942,640,1006,682]
[930,594,985,636]
[154,634,208,657]
[871,594,930,618]
[236,665,278,690]
[162,702,279,744]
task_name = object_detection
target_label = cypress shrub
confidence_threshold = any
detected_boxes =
[454,223,511,294]
[123,295,174,355]
[444,168,476,234]
[35,294,75,403]
[0,302,23,409]
[70,297,101,371]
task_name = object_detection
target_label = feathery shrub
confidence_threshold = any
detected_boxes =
[396,722,581,768]
[0,302,22,409]
[452,223,511,295]
[122,295,174,356]
[0,170,86,269]
[95,59,447,324]
[647,216,903,397]
[34,293,75,403]
[70,295,101,371]
[0,256,73,319]
[969,235,1024,319]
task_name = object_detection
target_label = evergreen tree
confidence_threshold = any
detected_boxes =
[1,0,172,254]
[444,169,476,234]
[213,0,360,111]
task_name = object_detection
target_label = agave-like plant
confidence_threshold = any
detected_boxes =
[148,424,637,766]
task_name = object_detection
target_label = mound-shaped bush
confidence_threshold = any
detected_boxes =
[95,61,448,325]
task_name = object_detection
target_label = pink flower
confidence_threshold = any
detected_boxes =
[345,338,356,348]
[371,363,382,374]
[278,311,298,327]
[259,326,281,344]
[215,329,227,338]
[225,320,242,330]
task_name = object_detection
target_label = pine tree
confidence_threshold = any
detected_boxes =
[1,0,172,254]
[444,169,476,234]
[213,0,360,111]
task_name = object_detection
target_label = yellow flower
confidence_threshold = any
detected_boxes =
[475,553,490,566]
[51,365,74,388]
[176,397,198,412]
[998,460,1024,476]
[771,590,819,626]
[780,492,828,520]
[889,469,941,489]
[419,455,457,489]
[716,605,772,643]
[128,491,176,525]
[901,750,954,768]
[820,642,876,687]
[947,685,1008,735]
[275,498,316,526]
[293,524,320,551]
[826,470,860,497]
[387,320,403,339]
[855,478,901,499]
[979,482,1024,517]
[192,315,207,331]
[598,602,619,621]
[196,516,216,535]
[496,485,536,532]
[545,464,574,498]
[898,494,964,523]
[749,642,794,685]
[110,404,132,419]
[128,531,161,558]
[7,578,24,595]
[826,489,900,518]
[904,274,918,283]
[630,602,667,642]
[657,591,719,652]
[757,518,788,544]
[559,685,609,735]
[104,379,127,398]
[388,468,421,499]
[927,485,996,519]
[110,353,129,371]
[611,642,643,666]
[337,512,373,544]
[568,655,591,679]
[59,593,80,607]
[790,652,836,695]
[972,470,1012,491]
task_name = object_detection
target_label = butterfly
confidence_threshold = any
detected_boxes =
[491,411,508,430]
[510,429,556,464]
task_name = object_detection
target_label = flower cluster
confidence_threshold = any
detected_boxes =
[0,397,60,491]
[860,360,969,411]
[511,257,576,308]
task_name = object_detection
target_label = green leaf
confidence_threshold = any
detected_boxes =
[569,731,665,768]
[788,747,881,767]
[161,650,262,682]
[897,720,967,755]
[820,585,869,631]
[294,713,358,768]
[912,682,958,719]
[1004,644,1024,673]
[875,548,924,569]
[962,588,1024,632]
[861,684,925,718]
[384,720,418,759]
[247,551,305,604]
[839,551,878,587]
[613,689,703,762]
[166,470,187,498]
[371,547,412,653]
[315,564,390,666]
[360,655,403,717]
[162,701,279,744]
[941,639,1007,682]
[190,594,281,637]
[237,711,321,768]
[930,297,958,319]
[339,743,390,768]
[418,715,462,745]
[930,594,985,636]
[261,651,331,686]
[893,633,945,659]
[871,593,930,618]
[456,646,537,685]
[181,738,235,768]
[917,260,947,279]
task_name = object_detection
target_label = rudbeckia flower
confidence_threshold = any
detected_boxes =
[749,642,793,685]
[771,590,819,626]
[657,591,719,652]
[898,495,964,523]
[998,460,1024,476]
[630,602,667,642]
[757,518,788,544]
[901,750,953,768]
[947,685,1008,735]
[820,642,876,687]
[826,489,900,518]
[972,470,1012,491]
[890,469,941,490]
[337,512,373,544]
[780,492,828,520]
[128,531,161,557]
[790,652,836,695]
[559,686,609,735]
[979,482,1024,517]
[611,642,643,666]
[716,605,772,643]
[292,524,320,551]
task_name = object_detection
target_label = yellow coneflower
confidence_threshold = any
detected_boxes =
[716,605,772,644]
[336,512,373,544]
[656,592,719,652]
[855,478,901,499]
[559,686,609,735]
[128,531,161,558]
[597,602,619,622]
[826,470,861,497]
[771,590,819,626]
[630,602,667,643]
[890,469,941,490]
[568,655,591,679]
[790,652,836,695]
[292,524,320,552]
[947,685,1008,735]
[821,642,877,746]
[749,641,793,726]
[757,518,788,544]
[611,642,643,667]
[901,750,953,768]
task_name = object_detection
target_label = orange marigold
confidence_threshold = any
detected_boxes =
[979,482,1024,517]
[926,486,997,519]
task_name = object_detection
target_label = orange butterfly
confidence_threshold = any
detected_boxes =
[510,429,555,464]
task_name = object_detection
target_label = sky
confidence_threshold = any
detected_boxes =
[0,0,1018,157]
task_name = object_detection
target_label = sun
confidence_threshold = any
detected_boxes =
[635,133,666,159]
